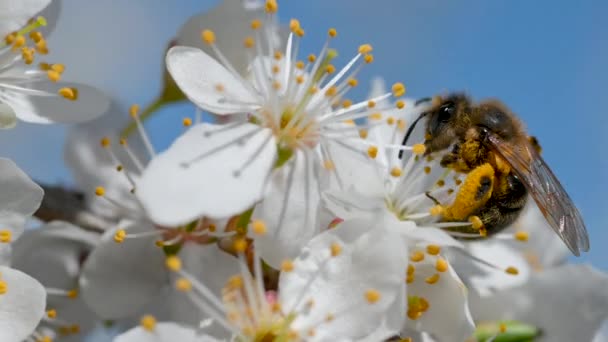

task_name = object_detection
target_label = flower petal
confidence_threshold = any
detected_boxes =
[2,82,109,124]
[0,102,17,129]
[279,218,408,340]
[80,220,166,319]
[0,0,51,37]
[0,266,46,342]
[0,245,9,266]
[114,322,220,342]
[251,149,321,269]
[166,46,259,114]
[137,123,276,226]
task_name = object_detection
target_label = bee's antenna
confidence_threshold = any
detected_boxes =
[414,97,432,106]
[399,111,428,159]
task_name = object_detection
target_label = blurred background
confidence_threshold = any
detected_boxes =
[1,0,605,273]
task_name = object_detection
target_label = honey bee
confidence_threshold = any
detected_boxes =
[400,94,589,256]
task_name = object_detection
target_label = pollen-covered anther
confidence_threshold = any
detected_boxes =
[182,118,192,127]
[412,144,426,155]
[407,264,415,276]
[358,44,373,54]
[38,336,52,342]
[0,280,6,294]
[425,273,440,284]
[367,146,378,159]
[514,231,529,242]
[469,215,484,230]
[396,100,405,109]
[12,35,25,49]
[100,136,111,148]
[325,64,336,74]
[251,219,267,235]
[330,242,342,257]
[35,39,48,54]
[347,78,358,87]
[505,266,519,275]
[272,81,281,90]
[364,289,381,304]
[113,229,126,243]
[295,61,305,70]
[423,166,431,174]
[500,323,507,333]
[359,129,368,139]
[250,19,262,30]
[392,82,406,97]
[390,167,402,178]
[67,289,78,299]
[397,119,407,131]
[0,230,12,243]
[46,309,57,319]
[369,112,382,120]
[140,315,157,332]
[364,54,374,63]
[328,27,337,37]
[387,116,395,125]
[407,296,430,320]
[94,186,105,197]
[58,87,78,101]
[342,99,352,108]
[289,19,300,32]
[323,159,335,170]
[243,36,255,48]
[281,259,294,272]
[429,205,444,216]
[410,251,425,262]
[175,277,192,292]
[165,256,182,272]
[295,75,305,84]
[426,244,441,255]
[325,86,338,97]
[435,258,448,272]
[233,238,248,253]
[201,29,216,44]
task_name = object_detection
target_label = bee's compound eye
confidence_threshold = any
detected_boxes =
[438,102,455,122]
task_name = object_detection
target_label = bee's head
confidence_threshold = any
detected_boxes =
[423,93,471,154]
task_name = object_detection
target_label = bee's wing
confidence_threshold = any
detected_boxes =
[487,133,590,256]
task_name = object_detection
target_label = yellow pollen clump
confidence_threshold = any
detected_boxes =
[165,256,182,272]
[36,39,48,54]
[233,238,248,253]
[469,215,484,230]
[274,51,283,60]
[58,87,78,101]
[295,75,305,84]
[182,118,192,127]
[387,116,395,125]
[515,231,529,242]
[364,54,374,63]
[227,275,243,290]
[359,129,368,139]
[94,187,105,197]
[308,86,318,94]
[429,205,444,216]
[0,230,12,243]
[295,28,305,37]
[407,264,415,275]
[348,78,358,87]
[129,104,140,118]
[426,244,441,255]
[51,64,65,73]
[367,146,378,159]
[67,289,78,299]
[175,277,192,292]
[342,99,352,108]
[0,280,6,294]
[4,33,15,45]
[324,86,337,97]
[364,289,381,304]
[113,229,126,243]
[30,31,43,42]
[328,28,337,37]
[46,309,57,319]
[12,35,25,48]
[369,112,382,120]
[396,100,405,109]
[412,144,426,155]
[343,119,355,125]
[201,29,216,44]
[397,119,407,131]
[425,273,440,284]
[436,258,448,272]
[289,19,300,32]
[505,266,519,275]
[250,19,262,30]
[367,100,376,108]
[330,242,342,257]
[410,251,425,262]
[323,159,335,170]
[392,82,406,97]
[281,259,294,272]
[100,137,111,148]
[295,61,305,70]
[358,44,373,54]
[140,315,157,332]
[243,36,255,48]
[407,296,429,320]
[325,64,336,74]
[390,167,402,178]
[308,54,316,63]
[251,219,267,235]
[479,227,488,237]
[436,179,445,187]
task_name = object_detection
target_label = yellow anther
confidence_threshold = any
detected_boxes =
[272,81,281,90]
[0,280,6,294]
[505,266,519,275]
[347,78,358,87]
[113,229,126,243]
[392,82,406,97]
[308,54,316,63]
[514,231,529,242]
[35,39,48,54]
[407,264,415,275]
[367,100,376,108]
[13,35,25,48]
[324,86,337,97]
[296,61,305,70]
[367,146,378,159]
[274,51,283,60]
[251,219,267,235]
[70,325,80,334]
[343,119,355,125]
[425,245,441,256]
[4,33,15,45]
[47,71,60,84]
[342,99,352,108]
[295,28,305,37]
[208,223,216,232]
[46,309,57,319]
[94,187,105,197]
[250,19,262,30]
[271,64,280,74]
[410,251,425,262]
[436,258,448,272]
[396,100,405,109]
[129,104,140,118]
[397,119,407,131]
[387,116,395,125]
[243,36,255,48]
[364,289,381,304]
[38,336,52,342]
[325,64,336,74]
[323,159,335,170]
[175,277,192,292]
[58,87,78,101]
[390,167,402,178]
[369,112,382,120]
[165,256,182,271]
[469,215,484,230]
[330,242,342,257]
[429,205,444,216]
[233,238,248,253]
[358,44,373,54]
[308,86,318,94]
[281,259,294,272]
[67,289,78,299]
[182,117,192,127]
[479,227,488,237]
[500,323,507,333]
[227,275,244,290]
[265,0,278,13]
[0,230,12,243]
[437,179,445,187]
[154,240,164,248]
[100,136,111,148]
[359,129,368,139]
[328,28,337,37]
[401,338,413,342]
[406,273,414,284]
[295,75,305,84]
[140,315,157,331]
[51,64,65,74]
[424,166,432,174]
[425,273,440,284]
[289,19,301,32]
[364,54,374,63]
[412,143,426,155]
[325,313,335,322]
[201,29,216,44]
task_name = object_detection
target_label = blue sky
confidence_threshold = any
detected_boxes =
[0,0,606,269]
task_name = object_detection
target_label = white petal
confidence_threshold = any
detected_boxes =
[0,266,46,342]
[470,264,608,342]
[366,77,387,100]
[0,102,17,129]
[382,212,462,248]
[279,218,408,340]
[404,248,475,342]
[2,82,109,124]
[137,123,276,226]
[114,322,220,342]
[80,220,167,319]
[166,46,259,114]
[251,149,321,269]
[0,0,51,37]
[0,245,9,266]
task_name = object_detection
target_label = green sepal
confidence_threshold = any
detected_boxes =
[475,321,540,342]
